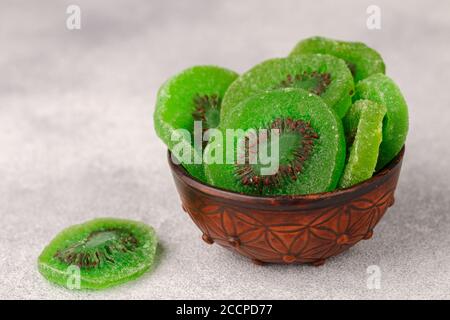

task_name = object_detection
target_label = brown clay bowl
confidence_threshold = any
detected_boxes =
[168,147,405,266]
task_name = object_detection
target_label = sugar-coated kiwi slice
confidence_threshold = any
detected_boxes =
[290,36,385,82]
[339,100,386,189]
[354,74,408,170]
[220,54,354,119]
[38,218,157,290]
[205,88,346,196]
[154,65,238,181]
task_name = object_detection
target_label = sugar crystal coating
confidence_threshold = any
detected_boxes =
[354,74,408,170]
[290,36,385,82]
[220,54,354,119]
[205,88,346,195]
[339,100,386,188]
[154,65,238,181]
[38,218,158,290]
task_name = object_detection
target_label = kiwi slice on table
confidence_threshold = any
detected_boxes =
[38,218,157,290]
[290,36,385,82]
[220,54,354,119]
[354,74,409,170]
[154,65,238,181]
[339,100,386,189]
[204,88,346,196]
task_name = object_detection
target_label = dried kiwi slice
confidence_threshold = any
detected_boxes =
[220,54,354,119]
[354,74,409,170]
[154,65,238,181]
[38,218,157,290]
[290,36,385,82]
[339,100,386,189]
[205,88,346,196]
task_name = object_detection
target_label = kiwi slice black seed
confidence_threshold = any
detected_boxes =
[38,218,157,290]
[220,54,354,119]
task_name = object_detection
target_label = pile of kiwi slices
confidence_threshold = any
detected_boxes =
[154,36,409,195]
[38,38,409,291]
[37,37,409,291]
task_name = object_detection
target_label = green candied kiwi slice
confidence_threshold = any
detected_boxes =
[354,74,409,170]
[154,65,238,182]
[205,88,346,196]
[38,218,157,290]
[220,54,354,119]
[338,100,386,189]
[290,36,385,82]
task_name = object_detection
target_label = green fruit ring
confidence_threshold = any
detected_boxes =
[354,73,409,170]
[205,88,346,196]
[220,54,354,119]
[154,65,238,181]
[339,100,386,189]
[290,36,385,82]
[38,218,158,290]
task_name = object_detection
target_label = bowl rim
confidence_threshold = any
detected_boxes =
[168,146,404,205]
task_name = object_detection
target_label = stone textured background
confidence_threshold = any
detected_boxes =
[1,0,449,299]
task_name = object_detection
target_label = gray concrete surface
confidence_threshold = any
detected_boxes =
[1,0,449,299]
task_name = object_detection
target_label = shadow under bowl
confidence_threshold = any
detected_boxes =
[168,147,405,266]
